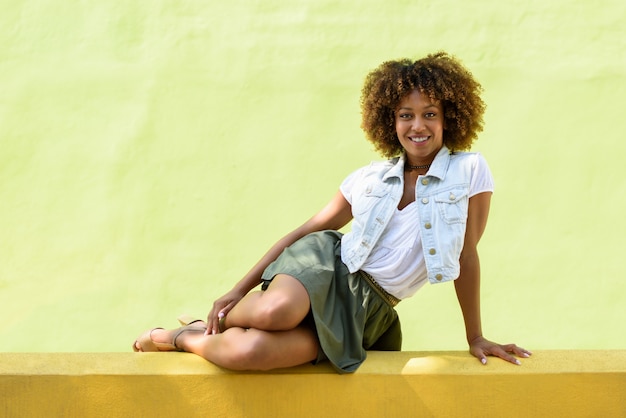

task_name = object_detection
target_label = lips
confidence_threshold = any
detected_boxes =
[409,136,429,143]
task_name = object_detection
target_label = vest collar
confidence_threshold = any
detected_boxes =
[384,146,451,181]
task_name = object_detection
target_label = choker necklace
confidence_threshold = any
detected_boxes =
[405,163,431,170]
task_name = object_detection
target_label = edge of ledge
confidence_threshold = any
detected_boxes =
[1,350,625,377]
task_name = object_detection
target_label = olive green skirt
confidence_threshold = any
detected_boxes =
[261,230,402,374]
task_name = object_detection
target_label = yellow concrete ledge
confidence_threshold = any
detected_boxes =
[1,350,625,417]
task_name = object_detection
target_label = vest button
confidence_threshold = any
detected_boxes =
[435,274,443,281]
[425,222,432,229]
[429,248,436,255]
[421,198,429,204]
[421,178,429,185]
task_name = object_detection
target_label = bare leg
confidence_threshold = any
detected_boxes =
[133,273,321,370]
[223,274,311,331]
[139,325,318,371]
[189,326,318,370]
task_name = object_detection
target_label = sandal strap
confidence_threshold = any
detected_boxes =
[172,326,207,351]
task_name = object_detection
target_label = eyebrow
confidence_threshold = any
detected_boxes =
[397,104,439,111]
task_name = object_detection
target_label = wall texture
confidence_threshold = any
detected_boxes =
[1,0,625,353]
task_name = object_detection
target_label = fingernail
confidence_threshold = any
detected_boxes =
[481,358,487,365]
[218,312,225,319]
[522,353,530,358]
[515,359,521,365]
[203,330,208,336]
[212,329,216,335]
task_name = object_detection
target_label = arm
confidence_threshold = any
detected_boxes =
[206,190,353,334]
[454,191,532,365]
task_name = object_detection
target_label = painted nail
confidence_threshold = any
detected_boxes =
[481,358,487,365]
[218,312,225,319]
[515,359,521,365]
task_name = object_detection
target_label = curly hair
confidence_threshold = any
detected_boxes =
[360,52,485,158]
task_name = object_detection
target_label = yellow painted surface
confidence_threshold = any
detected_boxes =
[1,351,625,417]
[1,0,625,356]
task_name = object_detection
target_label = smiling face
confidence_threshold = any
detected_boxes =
[395,89,445,165]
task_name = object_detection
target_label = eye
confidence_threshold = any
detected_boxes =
[424,112,437,118]
[397,112,413,120]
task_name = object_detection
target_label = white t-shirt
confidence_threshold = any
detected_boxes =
[340,153,494,299]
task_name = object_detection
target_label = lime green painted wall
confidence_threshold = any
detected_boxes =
[1,0,624,352]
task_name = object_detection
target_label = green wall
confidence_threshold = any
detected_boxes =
[1,0,625,353]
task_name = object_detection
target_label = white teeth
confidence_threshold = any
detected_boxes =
[410,136,428,143]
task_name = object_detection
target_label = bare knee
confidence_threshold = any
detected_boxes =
[252,276,310,330]
[253,298,306,330]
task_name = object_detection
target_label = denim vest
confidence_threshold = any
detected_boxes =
[342,146,477,285]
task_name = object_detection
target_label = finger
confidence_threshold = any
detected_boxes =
[492,346,521,365]
[205,308,219,336]
[503,344,533,359]
[216,311,225,334]
[206,317,219,336]
[470,346,488,365]
[512,346,533,358]
[216,300,238,331]
[207,308,228,335]
[204,314,213,336]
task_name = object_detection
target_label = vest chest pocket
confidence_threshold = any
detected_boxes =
[352,183,389,215]
[434,188,469,224]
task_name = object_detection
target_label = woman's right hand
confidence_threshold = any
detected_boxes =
[202,192,353,335]
[205,288,247,335]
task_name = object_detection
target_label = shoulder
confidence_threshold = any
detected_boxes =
[448,151,490,173]
[449,151,482,164]
[449,151,494,195]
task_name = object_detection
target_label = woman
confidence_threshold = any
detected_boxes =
[133,52,531,373]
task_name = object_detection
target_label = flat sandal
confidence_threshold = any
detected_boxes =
[133,324,207,352]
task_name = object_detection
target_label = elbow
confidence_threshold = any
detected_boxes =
[459,245,479,266]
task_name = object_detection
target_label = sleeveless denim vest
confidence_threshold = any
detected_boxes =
[341,146,478,285]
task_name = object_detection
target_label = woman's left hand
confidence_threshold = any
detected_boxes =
[469,336,532,365]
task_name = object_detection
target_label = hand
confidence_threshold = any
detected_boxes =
[205,288,246,335]
[469,336,532,365]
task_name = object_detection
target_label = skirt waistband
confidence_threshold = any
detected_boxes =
[359,271,400,307]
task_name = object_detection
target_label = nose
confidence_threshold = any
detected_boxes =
[412,117,425,131]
